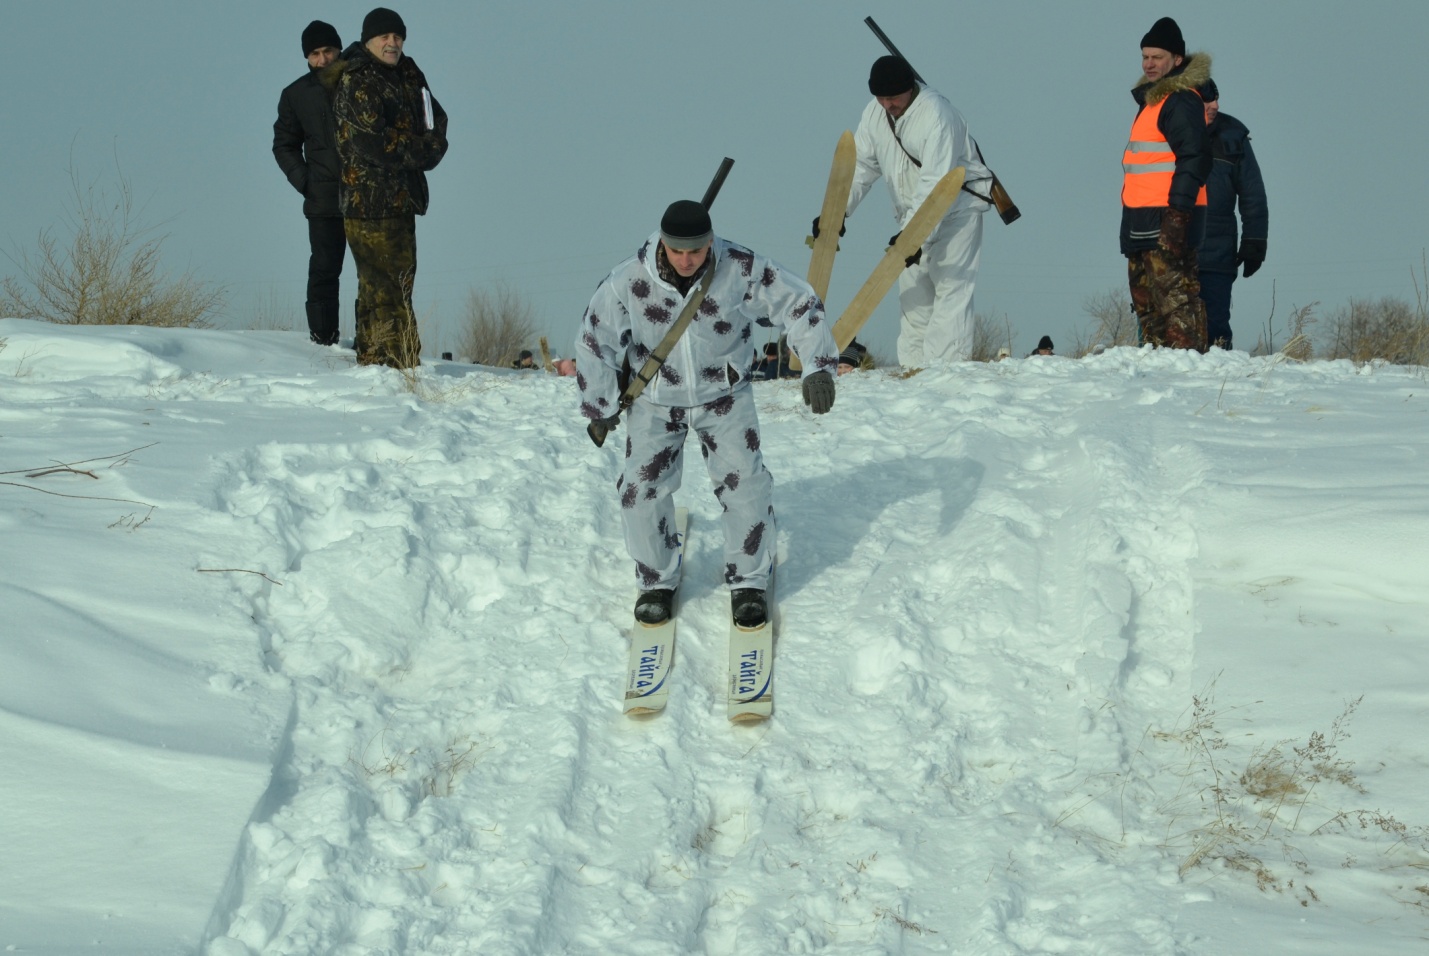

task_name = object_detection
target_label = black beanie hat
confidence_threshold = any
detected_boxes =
[1201,78,1219,102]
[868,55,917,96]
[1140,17,1185,57]
[362,7,407,43]
[659,200,713,250]
[301,20,341,56]
[1037,335,1054,351]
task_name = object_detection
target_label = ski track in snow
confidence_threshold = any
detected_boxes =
[199,358,1230,955]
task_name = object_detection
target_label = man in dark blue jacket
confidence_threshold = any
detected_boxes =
[273,20,347,346]
[1197,80,1269,350]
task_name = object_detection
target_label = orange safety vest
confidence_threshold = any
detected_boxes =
[1122,95,1208,208]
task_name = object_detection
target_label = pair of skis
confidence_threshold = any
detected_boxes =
[622,511,772,723]
[799,131,967,362]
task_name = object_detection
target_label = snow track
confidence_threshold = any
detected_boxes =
[197,358,1221,954]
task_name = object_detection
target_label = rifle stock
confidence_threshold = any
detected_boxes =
[864,16,1020,225]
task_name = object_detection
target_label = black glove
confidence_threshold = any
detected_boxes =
[811,216,846,239]
[1158,207,1192,259]
[801,371,835,415]
[889,232,923,269]
[1237,238,1266,278]
[586,415,621,448]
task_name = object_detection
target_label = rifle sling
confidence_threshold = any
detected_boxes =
[885,112,995,205]
[618,261,716,412]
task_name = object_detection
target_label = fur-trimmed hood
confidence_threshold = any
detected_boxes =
[317,41,375,92]
[1131,51,1212,107]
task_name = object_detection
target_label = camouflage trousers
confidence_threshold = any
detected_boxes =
[345,215,421,368]
[618,391,775,593]
[1127,248,1207,352]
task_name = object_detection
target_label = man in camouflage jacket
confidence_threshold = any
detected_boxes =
[327,7,448,368]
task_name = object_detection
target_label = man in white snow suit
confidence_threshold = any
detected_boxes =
[577,200,839,629]
[839,55,993,367]
[272,20,347,346]
[1121,16,1212,351]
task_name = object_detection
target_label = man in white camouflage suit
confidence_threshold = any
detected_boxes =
[577,200,838,629]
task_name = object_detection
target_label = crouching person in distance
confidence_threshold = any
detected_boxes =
[577,200,838,629]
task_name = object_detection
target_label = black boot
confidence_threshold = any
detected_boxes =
[635,589,675,626]
[731,588,766,629]
[307,300,340,346]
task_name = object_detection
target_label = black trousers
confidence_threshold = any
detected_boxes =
[306,216,347,345]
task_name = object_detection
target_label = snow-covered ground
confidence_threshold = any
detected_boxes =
[2,317,1427,955]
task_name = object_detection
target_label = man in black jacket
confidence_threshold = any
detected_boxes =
[273,20,346,346]
[1197,80,1268,350]
[1120,17,1212,351]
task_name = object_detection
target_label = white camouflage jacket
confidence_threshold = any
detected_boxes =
[577,234,838,417]
[847,85,992,243]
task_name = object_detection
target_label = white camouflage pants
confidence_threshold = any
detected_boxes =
[897,211,984,365]
[618,389,775,593]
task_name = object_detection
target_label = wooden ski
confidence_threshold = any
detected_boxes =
[791,131,857,373]
[830,165,965,351]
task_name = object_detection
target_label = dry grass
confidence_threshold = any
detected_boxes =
[454,280,539,367]
[1,161,225,328]
[1058,681,1429,911]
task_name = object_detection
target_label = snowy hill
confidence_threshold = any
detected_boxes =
[2,317,1428,955]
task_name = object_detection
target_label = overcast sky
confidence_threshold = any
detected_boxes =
[3,0,1426,360]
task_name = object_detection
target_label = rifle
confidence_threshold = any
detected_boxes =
[587,157,735,448]
[864,16,1021,225]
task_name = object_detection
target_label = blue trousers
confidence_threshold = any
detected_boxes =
[1198,270,1236,350]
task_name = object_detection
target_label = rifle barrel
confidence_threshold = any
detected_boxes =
[701,157,735,209]
[864,16,926,85]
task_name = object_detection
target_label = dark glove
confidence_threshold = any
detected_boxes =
[1236,238,1266,278]
[1158,207,1192,259]
[801,371,835,415]
[889,232,923,269]
[811,215,846,239]
[586,415,621,448]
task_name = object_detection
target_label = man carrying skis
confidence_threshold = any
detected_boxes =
[837,55,993,366]
[577,200,838,629]
[1120,16,1212,351]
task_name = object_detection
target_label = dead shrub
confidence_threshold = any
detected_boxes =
[1322,295,1429,366]
[1076,286,1139,355]
[1,161,225,328]
[969,311,1014,362]
[454,281,539,367]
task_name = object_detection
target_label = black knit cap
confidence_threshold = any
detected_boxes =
[301,20,341,56]
[1037,335,1054,351]
[868,55,916,96]
[1202,78,1219,102]
[362,7,407,43]
[1140,16,1185,57]
[659,200,713,251]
